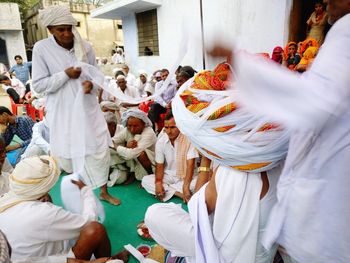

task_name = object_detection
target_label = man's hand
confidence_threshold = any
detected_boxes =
[71,179,86,190]
[82,80,93,94]
[65,67,82,79]
[126,140,138,149]
[155,182,165,201]
[207,44,234,65]
[182,183,192,203]
[5,143,21,152]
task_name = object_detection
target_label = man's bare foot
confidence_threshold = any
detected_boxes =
[100,192,121,206]
[123,172,135,185]
[111,249,130,262]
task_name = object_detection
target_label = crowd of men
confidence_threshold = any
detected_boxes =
[0,0,350,262]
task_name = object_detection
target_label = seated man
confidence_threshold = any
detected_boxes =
[21,118,50,160]
[142,111,198,202]
[111,109,156,185]
[0,156,128,262]
[145,163,282,263]
[115,75,140,113]
[0,74,26,104]
[0,106,34,164]
[0,136,13,195]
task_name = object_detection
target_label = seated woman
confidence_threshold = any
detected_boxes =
[283,42,301,70]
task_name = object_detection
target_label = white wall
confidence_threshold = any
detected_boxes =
[203,0,293,68]
[122,0,293,75]
[0,3,27,66]
[123,0,204,75]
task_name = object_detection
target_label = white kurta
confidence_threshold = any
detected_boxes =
[141,133,199,201]
[21,120,50,159]
[235,14,350,263]
[0,186,97,261]
[32,35,110,159]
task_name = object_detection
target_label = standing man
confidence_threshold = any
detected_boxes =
[209,1,350,262]
[32,5,120,205]
[9,55,32,87]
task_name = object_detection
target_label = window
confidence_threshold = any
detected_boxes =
[136,9,159,56]
[76,21,81,27]
[117,24,123,30]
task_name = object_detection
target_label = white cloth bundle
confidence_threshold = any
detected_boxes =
[172,70,290,172]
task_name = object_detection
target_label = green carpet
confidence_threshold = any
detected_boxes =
[49,175,186,262]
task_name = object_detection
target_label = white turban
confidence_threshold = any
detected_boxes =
[138,70,148,78]
[116,75,126,81]
[39,5,88,62]
[100,101,118,111]
[0,156,60,213]
[121,109,152,127]
[103,112,118,124]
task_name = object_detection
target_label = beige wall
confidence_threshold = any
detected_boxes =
[24,0,123,59]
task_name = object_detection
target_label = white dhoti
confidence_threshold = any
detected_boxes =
[58,149,110,189]
[21,145,47,159]
[141,171,197,201]
[145,165,281,263]
[108,148,155,185]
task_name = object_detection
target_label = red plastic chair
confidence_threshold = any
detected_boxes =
[9,98,29,116]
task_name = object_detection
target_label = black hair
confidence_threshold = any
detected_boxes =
[161,68,169,74]
[114,70,125,79]
[179,66,197,79]
[0,106,13,116]
[14,55,22,60]
[0,74,10,82]
[164,110,174,121]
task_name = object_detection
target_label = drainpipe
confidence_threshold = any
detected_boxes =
[199,0,206,69]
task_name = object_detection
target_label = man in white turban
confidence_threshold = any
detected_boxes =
[0,156,128,262]
[32,5,120,205]
[111,109,156,185]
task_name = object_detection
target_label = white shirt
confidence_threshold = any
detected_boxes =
[115,84,139,107]
[0,186,97,260]
[113,126,156,160]
[111,53,125,64]
[235,14,350,263]
[2,78,26,99]
[155,133,199,173]
[22,120,50,157]
[32,36,110,158]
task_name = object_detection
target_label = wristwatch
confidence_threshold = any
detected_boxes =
[197,166,211,173]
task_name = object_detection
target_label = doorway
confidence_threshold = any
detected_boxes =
[0,37,9,68]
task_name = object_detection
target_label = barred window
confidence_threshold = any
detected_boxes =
[136,9,159,56]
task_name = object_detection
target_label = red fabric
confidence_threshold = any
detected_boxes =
[271,46,284,64]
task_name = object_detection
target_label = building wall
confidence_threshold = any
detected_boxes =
[119,0,293,74]
[24,0,123,59]
[0,3,27,67]
[122,0,203,75]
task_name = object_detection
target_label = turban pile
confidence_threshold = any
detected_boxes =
[172,63,289,172]
[0,156,60,213]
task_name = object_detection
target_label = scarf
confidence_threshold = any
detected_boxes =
[175,133,192,180]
